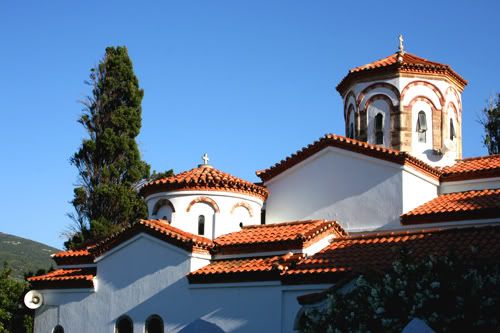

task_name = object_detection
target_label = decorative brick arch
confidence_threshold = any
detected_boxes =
[359,94,397,143]
[186,196,220,213]
[356,82,400,109]
[405,95,442,151]
[152,198,176,214]
[401,80,445,108]
[445,86,462,112]
[230,202,254,217]
[343,90,357,119]
[446,101,459,121]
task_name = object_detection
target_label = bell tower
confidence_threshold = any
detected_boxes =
[336,36,467,167]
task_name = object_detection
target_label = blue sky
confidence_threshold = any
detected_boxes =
[1,1,499,249]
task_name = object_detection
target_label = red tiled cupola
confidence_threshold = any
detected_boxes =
[337,51,467,95]
[140,164,269,201]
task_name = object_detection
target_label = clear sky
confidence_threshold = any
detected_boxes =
[1,1,499,249]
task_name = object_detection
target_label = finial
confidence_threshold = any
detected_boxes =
[202,153,210,165]
[398,34,405,54]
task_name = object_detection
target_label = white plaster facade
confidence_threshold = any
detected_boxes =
[30,47,500,333]
[145,190,263,240]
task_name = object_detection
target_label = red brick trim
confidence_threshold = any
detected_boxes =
[401,80,445,108]
[343,90,357,119]
[230,202,254,217]
[186,196,220,213]
[356,82,400,109]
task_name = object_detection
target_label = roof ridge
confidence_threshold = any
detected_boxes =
[343,223,500,241]
[241,219,327,229]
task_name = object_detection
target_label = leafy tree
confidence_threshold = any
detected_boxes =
[479,93,500,155]
[0,263,32,333]
[299,249,500,333]
[150,169,174,181]
[66,47,151,249]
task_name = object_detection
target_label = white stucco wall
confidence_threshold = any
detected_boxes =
[145,191,263,239]
[401,167,439,214]
[264,147,405,232]
[33,234,331,333]
[440,177,500,194]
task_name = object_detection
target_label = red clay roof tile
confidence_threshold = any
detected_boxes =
[52,249,94,265]
[256,134,441,182]
[441,155,500,181]
[401,189,500,224]
[336,52,467,95]
[213,220,346,255]
[140,164,268,200]
[283,225,500,284]
[28,268,96,289]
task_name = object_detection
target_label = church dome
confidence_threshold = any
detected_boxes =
[140,164,269,201]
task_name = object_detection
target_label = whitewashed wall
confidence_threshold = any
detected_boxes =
[33,234,330,333]
[401,167,439,214]
[145,191,263,239]
[440,177,500,194]
[264,147,406,232]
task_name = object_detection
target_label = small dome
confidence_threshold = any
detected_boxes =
[140,164,269,200]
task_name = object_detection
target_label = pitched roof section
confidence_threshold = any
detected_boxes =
[214,220,346,255]
[140,164,268,200]
[188,253,302,283]
[90,219,214,257]
[441,155,500,182]
[336,51,467,95]
[28,268,96,289]
[401,189,500,225]
[52,249,93,266]
[256,134,441,182]
[283,225,500,284]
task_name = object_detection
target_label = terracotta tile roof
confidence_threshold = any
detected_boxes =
[140,164,268,200]
[190,225,500,284]
[52,249,94,265]
[188,252,302,283]
[441,155,500,182]
[256,134,441,182]
[28,268,96,289]
[401,189,500,225]
[90,219,214,257]
[213,220,346,255]
[336,52,467,94]
[283,225,500,284]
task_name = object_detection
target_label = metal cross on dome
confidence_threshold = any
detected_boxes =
[202,153,210,165]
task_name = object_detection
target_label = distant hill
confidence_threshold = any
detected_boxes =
[0,232,60,280]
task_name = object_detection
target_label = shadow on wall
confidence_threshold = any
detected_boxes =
[423,149,443,163]
[179,319,225,333]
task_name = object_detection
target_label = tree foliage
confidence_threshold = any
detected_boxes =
[0,263,32,333]
[299,249,500,333]
[479,93,500,155]
[66,46,151,249]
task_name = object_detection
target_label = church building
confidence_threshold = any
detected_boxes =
[27,38,500,333]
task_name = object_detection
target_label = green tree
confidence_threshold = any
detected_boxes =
[299,250,500,333]
[0,263,32,333]
[479,93,500,155]
[66,46,151,249]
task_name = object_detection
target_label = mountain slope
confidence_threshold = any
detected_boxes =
[0,232,59,280]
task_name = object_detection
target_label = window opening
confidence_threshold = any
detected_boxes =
[198,215,205,235]
[116,316,133,333]
[450,119,456,140]
[145,315,164,333]
[375,113,384,144]
[53,326,64,333]
[416,111,427,143]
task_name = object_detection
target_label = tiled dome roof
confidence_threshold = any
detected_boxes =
[140,164,268,200]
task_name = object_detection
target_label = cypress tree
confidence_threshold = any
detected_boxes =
[66,47,150,249]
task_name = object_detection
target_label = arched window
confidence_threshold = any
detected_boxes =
[145,315,164,333]
[53,325,64,333]
[349,122,354,139]
[450,118,456,140]
[416,111,427,143]
[374,113,383,144]
[198,215,205,235]
[116,315,133,333]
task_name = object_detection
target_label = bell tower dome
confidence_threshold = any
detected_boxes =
[336,36,467,167]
